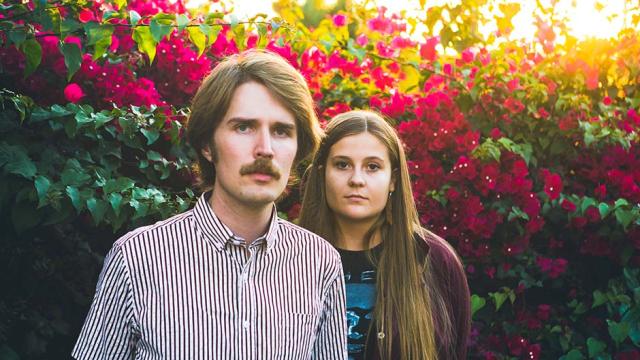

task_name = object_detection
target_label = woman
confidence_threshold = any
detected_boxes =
[299,110,470,359]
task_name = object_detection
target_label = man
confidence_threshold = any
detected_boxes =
[72,50,347,359]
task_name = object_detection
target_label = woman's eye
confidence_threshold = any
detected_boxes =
[367,163,381,171]
[335,161,349,169]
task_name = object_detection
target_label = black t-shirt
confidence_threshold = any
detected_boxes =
[337,244,383,360]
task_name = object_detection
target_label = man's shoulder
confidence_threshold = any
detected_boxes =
[112,209,194,251]
[277,218,340,258]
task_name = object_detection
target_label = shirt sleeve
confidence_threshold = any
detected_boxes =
[72,246,139,360]
[312,254,348,360]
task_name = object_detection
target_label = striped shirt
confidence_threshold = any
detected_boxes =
[72,192,347,360]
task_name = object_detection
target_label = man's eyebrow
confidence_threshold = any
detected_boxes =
[226,117,257,125]
[273,122,296,129]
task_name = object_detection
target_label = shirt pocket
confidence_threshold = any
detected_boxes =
[274,312,317,359]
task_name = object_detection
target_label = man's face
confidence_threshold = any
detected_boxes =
[201,81,298,208]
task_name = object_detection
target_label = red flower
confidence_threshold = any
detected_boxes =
[561,199,576,212]
[64,83,85,103]
[603,96,612,106]
[504,97,525,114]
[543,172,563,200]
[78,9,95,23]
[537,256,568,278]
[507,336,528,356]
[586,206,601,222]
[594,184,607,200]
[537,304,551,320]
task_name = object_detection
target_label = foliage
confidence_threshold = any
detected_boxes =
[1,0,640,358]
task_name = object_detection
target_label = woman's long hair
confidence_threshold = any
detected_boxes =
[299,110,454,359]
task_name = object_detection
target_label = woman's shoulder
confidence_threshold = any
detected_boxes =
[414,229,462,267]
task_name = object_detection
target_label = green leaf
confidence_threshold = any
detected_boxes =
[140,128,160,145]
[132,26,157,63]
[34,176,50,207]
[147,150,163,162]
[176,14,189,32]
[562,349,585,360]
[60,167,91,186]
[84,23,114,59]
[615,208,634,229]
[19,39,42,77]
[150,14,175,42]
[104,177,135,193]
[86,197,108,224]
[60,42,82,81]
[0,345,20,360]
[8,27,27,46]
[598,203,611,218]
[0,142,37,179]
[11,200,41,233]
[587,337,607,357]
[65,186,82,211]
[607,320,630,344]
[200,24,222,47]
[130,198,149,219]
[129,10,141,26]
[581,197,597,214]
[187,26,207,57]
[592,290,608,308]
[470,294,486,317]
[614,198,630,208]
[108,192,123,216]
[490,291,508,311]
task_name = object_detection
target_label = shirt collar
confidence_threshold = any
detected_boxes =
[193,191,281,253]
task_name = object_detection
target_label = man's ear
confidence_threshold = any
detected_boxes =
[201,143,214,163]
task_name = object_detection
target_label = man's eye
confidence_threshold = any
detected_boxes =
[236,124,251,133]
[274,127,292,137]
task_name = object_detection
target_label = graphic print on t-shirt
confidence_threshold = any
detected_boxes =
[339,246,382,360]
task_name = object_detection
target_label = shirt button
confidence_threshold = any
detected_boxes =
[242,273,248,282]
[243,320,250,329]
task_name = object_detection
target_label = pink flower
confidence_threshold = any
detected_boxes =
[356,34,369,47]
[332,14,347,27]
[461,48,474,63]
[420,36,439,62]
[64,83,85,103]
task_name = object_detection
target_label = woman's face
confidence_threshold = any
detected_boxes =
[324,132,396,224]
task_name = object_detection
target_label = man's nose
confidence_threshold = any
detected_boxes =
[255,128,274,159]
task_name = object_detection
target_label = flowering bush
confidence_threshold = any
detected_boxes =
[1,0,639,358]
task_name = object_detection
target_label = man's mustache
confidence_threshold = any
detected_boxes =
[239,158,281,180]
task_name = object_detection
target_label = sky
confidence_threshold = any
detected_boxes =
[186,0,634,42]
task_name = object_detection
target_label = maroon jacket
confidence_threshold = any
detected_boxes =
[366,233,471,360]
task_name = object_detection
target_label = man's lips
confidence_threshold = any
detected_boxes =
[247,172,275,182]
